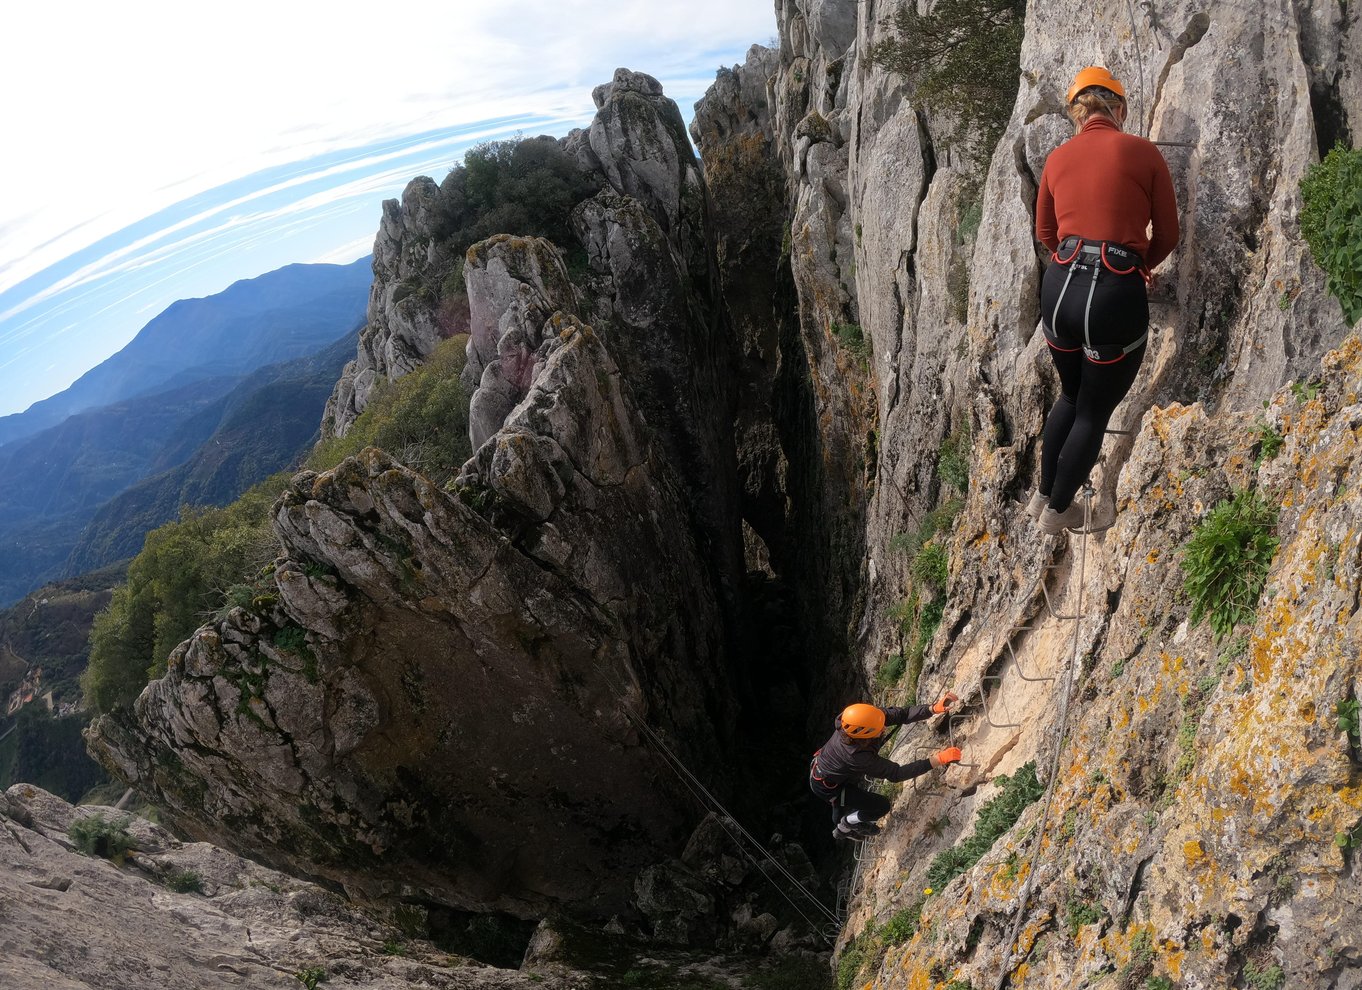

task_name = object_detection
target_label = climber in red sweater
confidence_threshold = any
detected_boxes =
[809,697,961,841]
[1028,66,1180,535]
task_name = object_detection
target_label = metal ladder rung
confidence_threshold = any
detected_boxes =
[1041,578,1080,620]
[1005,641,1055,683]
[947,715,980,769]
[980,675,1022,729]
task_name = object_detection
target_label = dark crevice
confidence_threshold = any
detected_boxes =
[1310,75,1353,158]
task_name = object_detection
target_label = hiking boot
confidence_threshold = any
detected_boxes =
[1024,490,1048,521]
[833,824,866,842]
[1038,502,1089,535]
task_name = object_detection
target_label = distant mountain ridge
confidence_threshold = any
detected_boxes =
[64,331,358,576]
[0,257,372,449]
[0,261,371,606]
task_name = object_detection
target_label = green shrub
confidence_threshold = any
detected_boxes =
[832,321,870,367]
[82,475,291,713]
[1181,488,1279,640]
[924,762,1043,891]
[295,967,327,989]
[869,0,1026,162]
[438,137,601,261]
[890,498,964,557]
[938,427,970,493]
[912,541,949,592]
[877,652,907,688]
[881,899,924,946]
[1300,144,1362,324]
[1253,419,1283,464]
[1064,898,1104,937]
[1144,978,1174,990]
[835,930,874,990]
[69,813,135,860]
[164,868,203,893]
[307,334,472,486]
[1242,960,1284,990]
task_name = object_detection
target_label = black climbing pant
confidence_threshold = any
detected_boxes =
[1038,253,1149,512]
[811,778,892,825]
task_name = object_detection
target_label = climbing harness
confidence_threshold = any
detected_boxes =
[1046,237,1150,363]
[598,666,842,941]
[990,485,1098,990]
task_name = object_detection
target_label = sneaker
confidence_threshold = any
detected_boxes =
[833,825,864,842]
[851,821,882,837]
[1038,502,1089,535]
[1024,490,1048,521]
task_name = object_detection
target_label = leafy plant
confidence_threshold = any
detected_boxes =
[307,333,472,486]
[1145,977,1174,990]
[69,813,135,860]
[911,541,949,592]
[1242,960,1285,990]
[832,321,870,367]
[163,868,203,893]
[1299,144,1362,325]
[1181,488,1280,640]
[869,0,1026,163]
[890,498,963,556]
[1289,378,1322,402]
[1337,697,1360,743]
[877,652,907,688]
[938,427,971,493]
[924,762,1044,891]
[294,967,327,989]
[881,900,925,946]
[1253,419,1284,465]
[1065,898,1104,937]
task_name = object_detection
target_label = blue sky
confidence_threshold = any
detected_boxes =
[0,0,777,417]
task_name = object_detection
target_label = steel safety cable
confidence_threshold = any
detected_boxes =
[599,666,842,930]
[991,485,1095,990]
[619,704,840,936]
[1125,0,1150,137]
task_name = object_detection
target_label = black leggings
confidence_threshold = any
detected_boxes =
[1038,258,1148,511]
[811,779,892,824]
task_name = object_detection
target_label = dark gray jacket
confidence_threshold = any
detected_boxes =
[810,704,935,787]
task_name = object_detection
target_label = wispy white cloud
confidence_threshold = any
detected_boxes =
[0,0,775,415]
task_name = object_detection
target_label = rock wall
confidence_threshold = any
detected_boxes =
[719,0,1362,987]
[0,784,573,990]
[89,71,753,927]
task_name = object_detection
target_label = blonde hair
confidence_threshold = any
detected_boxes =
[1068,87,1125,129]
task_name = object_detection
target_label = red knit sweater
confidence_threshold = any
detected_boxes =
[1035,116,1180,269]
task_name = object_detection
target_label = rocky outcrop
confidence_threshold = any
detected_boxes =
[323,180,450,437]
[0,784,578,990]
[90,318,735,921]
[462,234,578,450]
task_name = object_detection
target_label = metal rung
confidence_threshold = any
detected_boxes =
[980,675,1022,729]
[1005,641,1055,683]
[946,715,980,769]
[1104,428,1132,436]
[1152,140,1196,147]
[1041,578,1080,620]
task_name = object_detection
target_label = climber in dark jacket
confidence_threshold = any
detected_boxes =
[809,696,961,841]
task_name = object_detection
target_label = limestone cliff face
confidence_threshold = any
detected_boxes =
[712,0,1362,987]
[90,71,749,926]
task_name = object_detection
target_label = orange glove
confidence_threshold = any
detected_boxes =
[930,747,962,769]
[931,691,959,715]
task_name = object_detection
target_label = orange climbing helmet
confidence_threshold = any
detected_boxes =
[1066,66,1126,104]
[839,703,886,739]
